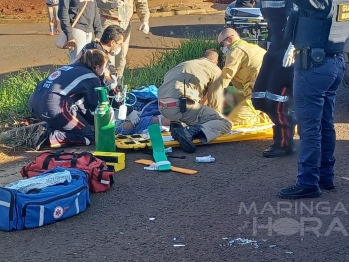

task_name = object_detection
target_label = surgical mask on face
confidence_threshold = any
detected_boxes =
[222,46,230,55]
[110,47,121,56]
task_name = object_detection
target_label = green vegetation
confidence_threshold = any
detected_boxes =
[0,33,265,124]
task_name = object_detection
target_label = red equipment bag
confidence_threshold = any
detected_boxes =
[20,150,115,193]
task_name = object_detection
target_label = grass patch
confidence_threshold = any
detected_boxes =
[123,34,221,88]
[0,69,50,123]
[0,34,265,131]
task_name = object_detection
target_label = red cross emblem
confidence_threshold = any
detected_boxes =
[53,206,64,219]
[48,70,61,81]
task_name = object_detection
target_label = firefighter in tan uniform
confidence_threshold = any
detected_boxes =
[218,28,271,125]
[158,49,233,153]
[96,0,150,77]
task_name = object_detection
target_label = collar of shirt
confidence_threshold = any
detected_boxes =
[230,39,248,51]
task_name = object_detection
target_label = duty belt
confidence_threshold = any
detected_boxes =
[100,14,130,22]
[159,100,179,108]
[101,14,119,21]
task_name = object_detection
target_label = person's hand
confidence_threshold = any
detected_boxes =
[111,0,125,8]
[104,74,119,90]
[283,42,296,67]
[139,22,150,34]
[65,39,76,49]
[126,110,141,125]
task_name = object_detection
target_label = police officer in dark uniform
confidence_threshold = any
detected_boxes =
[251,0,296,158]
[28,49,109,149]
[279,0,349,199]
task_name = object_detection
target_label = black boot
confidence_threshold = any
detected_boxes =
[170,121,184,137]
[318,181,336,190]
[172,125,204,153]
[32,123,50,151]
[263,143,296,158]
[279,185,322,199]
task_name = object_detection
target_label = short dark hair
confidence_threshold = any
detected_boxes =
[100,25,125,44]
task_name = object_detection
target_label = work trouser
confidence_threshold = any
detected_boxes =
[294,55,345,187]
[252,50,295,148]
[69,28,93,64]
[101,16,131,77]
[31,98,95,148]
[158,98,232,143]
[227,92,271,126]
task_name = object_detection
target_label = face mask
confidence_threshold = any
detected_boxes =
[110,47,121,56]
[222,46,230,55]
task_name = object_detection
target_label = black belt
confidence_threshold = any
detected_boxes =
[325,53,341,58]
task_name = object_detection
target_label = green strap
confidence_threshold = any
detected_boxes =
[148,124,171,171]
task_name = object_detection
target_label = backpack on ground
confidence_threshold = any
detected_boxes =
[20,150,115,193]
[0,167,90,231]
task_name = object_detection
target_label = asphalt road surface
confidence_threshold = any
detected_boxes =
[1,13,349,262]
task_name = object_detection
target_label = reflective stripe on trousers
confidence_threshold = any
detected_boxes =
[251,91,289,102]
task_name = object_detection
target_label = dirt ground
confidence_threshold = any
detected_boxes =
[0,0,227,19]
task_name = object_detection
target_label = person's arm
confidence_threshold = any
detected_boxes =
[58,0,74,41]
[135,0,150,23]
[207,73,224,113]
[291,0,332,12]
[93,1,103,40]
[96,0,114,9]
[222,48,246,89]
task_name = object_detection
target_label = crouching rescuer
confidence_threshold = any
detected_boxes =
[28,49,109,149]
[157,49,233,153]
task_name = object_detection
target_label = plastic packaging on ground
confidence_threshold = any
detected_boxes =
[5,170,72,193]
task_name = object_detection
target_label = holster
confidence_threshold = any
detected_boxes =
[295,47,325,69]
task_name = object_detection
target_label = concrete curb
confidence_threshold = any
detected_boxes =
[0,9,225,25]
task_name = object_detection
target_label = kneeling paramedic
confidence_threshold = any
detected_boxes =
[28,49,109,149]
[157,49,233,153]
[73,25,143,128]
[218,28,270,126]
[279,0,349,199]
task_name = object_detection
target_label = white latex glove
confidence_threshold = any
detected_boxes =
[104,75,119,90]
[139,22,150,34]
[111,0,125,8]
[283,42,296,67]
[127,110,141,125]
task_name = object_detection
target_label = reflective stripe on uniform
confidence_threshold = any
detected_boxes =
[252,91,289,102]
[251,92,266,98]
[261,0,285,8]
[59,73,97,96]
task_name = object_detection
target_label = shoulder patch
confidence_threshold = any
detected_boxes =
[48,70,61,81]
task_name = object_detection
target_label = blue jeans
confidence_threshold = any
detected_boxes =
[294,55,345,187]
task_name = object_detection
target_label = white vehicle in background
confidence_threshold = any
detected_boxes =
[224,1,267,47]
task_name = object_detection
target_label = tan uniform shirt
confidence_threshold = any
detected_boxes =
[96,0,150,23]
[222,39,266,97]
[158,58,224,113]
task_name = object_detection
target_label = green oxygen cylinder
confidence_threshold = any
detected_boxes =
[94,87,116,152]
